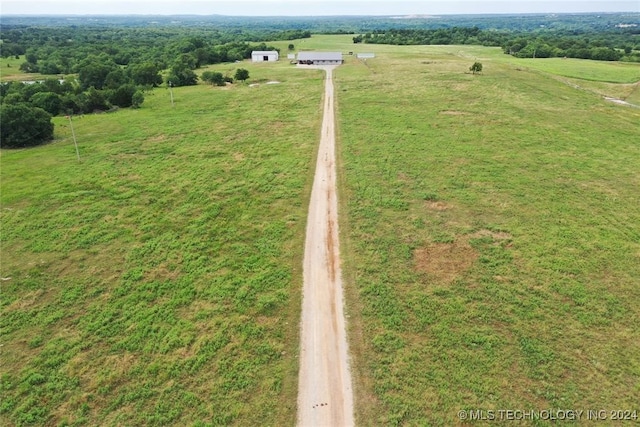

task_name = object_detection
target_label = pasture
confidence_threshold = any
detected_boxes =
[328,37,640,424]
[1,64,325,426]
[2,35,640,425]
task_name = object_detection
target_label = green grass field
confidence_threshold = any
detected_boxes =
[329,37,640,425]
[2,35,640,426]
[1,63,326,426]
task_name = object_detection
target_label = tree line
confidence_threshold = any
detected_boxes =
[354,27,640,62]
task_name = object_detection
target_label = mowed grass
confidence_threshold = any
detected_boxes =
[332,40,640,424]
[1,63,327,426]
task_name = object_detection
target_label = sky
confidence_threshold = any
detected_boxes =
[1,0,638,16]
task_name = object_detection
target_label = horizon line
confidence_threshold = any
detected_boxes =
[2,10,638,17]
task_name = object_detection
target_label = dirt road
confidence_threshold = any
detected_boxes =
[297,66,354,426]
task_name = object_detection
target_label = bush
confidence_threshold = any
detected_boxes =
[166,63,198,87]
[234,68,250,82]
[30,92,62,116]
[201,71,225,86]
[0,104,54,148]
[470,62,483,74]
[131,90,144,108]
[109,84,137,108]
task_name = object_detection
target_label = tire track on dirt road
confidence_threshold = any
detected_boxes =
[297,65,354,427]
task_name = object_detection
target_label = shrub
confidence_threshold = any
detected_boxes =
[0,103,54,148]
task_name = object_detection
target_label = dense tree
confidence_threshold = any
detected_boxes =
[590,47,622,61]
[1,92,24,106]
[177,53,197,70]
[131,90,145,108]
[355,25,638,63]
[81,87,111,112]
[60,94,82,115]
[105,68,128,90]
[129,62,163,87]
[25,52,38,64]
[0,103,54,148]
[234,68,250,83]
[19,61,38,73]
[166,63,198,87]
[201,71,225,86]
[29,92,63,115]
[109,84,137,108]
[77,56,118,90]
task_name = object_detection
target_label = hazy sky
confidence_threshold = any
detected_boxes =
[1,0,638,16]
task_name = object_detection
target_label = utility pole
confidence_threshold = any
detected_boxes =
[169,81,174,107]
[67,115,80,162]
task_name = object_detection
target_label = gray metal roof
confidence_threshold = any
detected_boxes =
[297,52,343,61]
[252,51,279,55]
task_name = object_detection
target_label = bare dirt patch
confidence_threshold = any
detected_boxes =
[145,263,180,282]
[425,200,450,211]
[147,134,167,143]
[439,110,468,116]
[5,289,46,311]
[414,240,478,283]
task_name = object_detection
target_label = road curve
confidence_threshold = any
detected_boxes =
[297,66,354,427]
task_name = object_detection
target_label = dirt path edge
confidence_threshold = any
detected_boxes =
[296,66,355,427]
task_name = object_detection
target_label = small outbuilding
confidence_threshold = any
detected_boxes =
[297,52,343,65]
[252,51,279,62]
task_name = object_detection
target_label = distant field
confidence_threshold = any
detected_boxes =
[513,57,640,83]
[328,37,640,424]
[0,55,67,82]
[1,63,325,426]
[2,36,640,426]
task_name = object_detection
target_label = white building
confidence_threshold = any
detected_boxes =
[357,53,376,59]
[297,52,343,65]
[252,51,279,62]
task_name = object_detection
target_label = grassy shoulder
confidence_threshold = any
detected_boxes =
[1,63,325,426]
[334,43,640,425]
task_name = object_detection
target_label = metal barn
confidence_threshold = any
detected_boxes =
[297,52,343,65]
[252,51,279,62]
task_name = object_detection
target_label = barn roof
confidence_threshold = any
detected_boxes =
[297,52,343,61]
[252,51,278,55]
